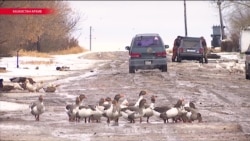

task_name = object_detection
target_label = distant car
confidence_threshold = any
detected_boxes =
[176,37,205,63]
[245,50,250,79]
[125,33,169,73]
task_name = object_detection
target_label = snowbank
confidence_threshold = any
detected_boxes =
[0,52,100,82]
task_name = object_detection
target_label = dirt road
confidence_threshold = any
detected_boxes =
[0,51,250,141]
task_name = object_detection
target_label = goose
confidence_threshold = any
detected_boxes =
[34,81,44,92]
[153,99,186,123]
[183,101,196,109]
[0,79,15,92]
[101,97,112,119]
[103,94,124,125]
[183,107,202,123]
[29,95,45,121]
[74,95,93,123]
[103,97,112,106]
[12,82,24,91]
[43,84,60,93]
[143,95,157,123]
[107,100,121,125]
[90,98,106,122]
[121,98,147,123]
[76,105,95,123]
[126,90,147,107]
[65,97,81,122]
[25,79,37,92]
[134,90,147,107]
[78,94,86,106]
[120,99,129,109]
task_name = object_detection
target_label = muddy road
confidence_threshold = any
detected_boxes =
[0,51,250,141]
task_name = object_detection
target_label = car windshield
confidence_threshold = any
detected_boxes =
[133,36,163,47]
[181,39,201,48]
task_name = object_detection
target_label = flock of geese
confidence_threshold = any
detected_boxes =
[29,90,202,124]
[0,77,60,93]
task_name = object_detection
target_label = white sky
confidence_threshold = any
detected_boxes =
[69,1,220,51]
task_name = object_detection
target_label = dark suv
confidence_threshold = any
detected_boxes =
[176,37,205,63]
[245,50,250,79]
[125,33,169,73]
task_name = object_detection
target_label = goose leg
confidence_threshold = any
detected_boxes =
[163,119,166,124]
[107,118,110,124]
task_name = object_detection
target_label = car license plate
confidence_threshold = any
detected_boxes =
[145,61,152,65]
[187,49,196,52]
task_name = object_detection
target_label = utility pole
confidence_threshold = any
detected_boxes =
[89,26,92,51]
[217,0,225,40]
[184,0,188,37]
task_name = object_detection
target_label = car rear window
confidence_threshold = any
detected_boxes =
[181,39,201,48]
[132,36,163,47]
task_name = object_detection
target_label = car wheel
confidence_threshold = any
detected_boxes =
[177,57,181,63]
[129,66,135,73]
[246,74,250,80]
[161,65,167,72]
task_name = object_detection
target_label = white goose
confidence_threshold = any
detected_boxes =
[121,99,147,123]
[76,105,95,123]
[143,95,157,123]
[90,98,106,122]
[25,79,36,92]
[103,94,124,125]
[153,99,186,123]
[183,107,202,123]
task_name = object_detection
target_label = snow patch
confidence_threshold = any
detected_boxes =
[0,101,29,112]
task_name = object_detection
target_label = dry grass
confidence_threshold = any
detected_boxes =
[0,67,6,73]
[17,46,87,65]
[50,46,87,55]
[18,46,87,57]
[19,49,52,58]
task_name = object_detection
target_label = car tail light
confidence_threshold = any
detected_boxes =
[130,52,141,58]
[156,51,167,57]
[178,48,184,53]
[199,48,204,54]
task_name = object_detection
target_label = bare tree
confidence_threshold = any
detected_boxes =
[0,1,81,54]
[211,1,250,51]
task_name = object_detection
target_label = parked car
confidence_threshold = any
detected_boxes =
[245,50,250,79]
[176,37,205,63]
[125,33,169,73]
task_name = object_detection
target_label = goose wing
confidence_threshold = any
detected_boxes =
[154,106,171,113]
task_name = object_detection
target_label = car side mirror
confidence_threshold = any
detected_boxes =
[125,46,130,51]
[165,45,169,49]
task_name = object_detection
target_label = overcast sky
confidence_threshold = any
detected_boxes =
[69,1,220,51]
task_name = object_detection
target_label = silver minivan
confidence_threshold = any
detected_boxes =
[125,33,169,73]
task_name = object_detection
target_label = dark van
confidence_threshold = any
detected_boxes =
[176,37,205,63]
